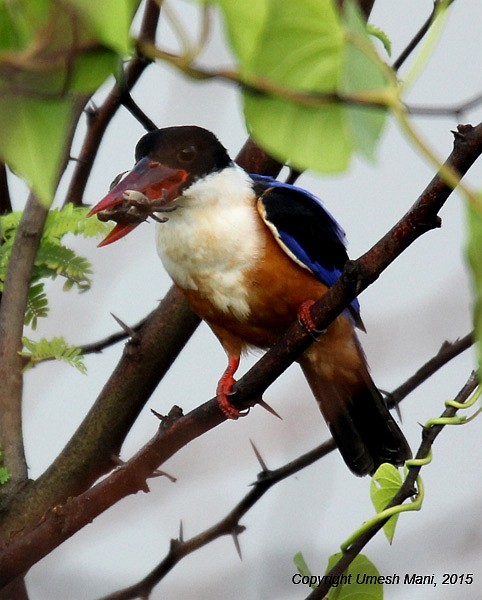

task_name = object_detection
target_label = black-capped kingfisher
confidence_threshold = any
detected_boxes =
[89,125,411,476]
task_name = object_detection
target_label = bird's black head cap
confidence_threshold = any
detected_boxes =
[135,126,232,185]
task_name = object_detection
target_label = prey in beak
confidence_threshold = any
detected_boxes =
[88,156,188,247]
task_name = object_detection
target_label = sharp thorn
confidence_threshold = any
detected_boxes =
[258,398,282,420]
[231,525,245,560]
[150,469,177,483]
[250,439,269,472]
[179,520,184,543]
[110,313,139,341]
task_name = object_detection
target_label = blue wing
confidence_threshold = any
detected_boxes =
[251,174,361,323]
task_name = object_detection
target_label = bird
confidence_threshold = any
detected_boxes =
[89,125,411,476]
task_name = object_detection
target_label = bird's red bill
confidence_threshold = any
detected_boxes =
[88,157,188,246]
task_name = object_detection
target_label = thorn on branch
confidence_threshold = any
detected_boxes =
[149,469,177,483]
[231,524,245,560]
[151,405,184,430]
[250,440,269,473]
[110,313,140,346]
[257,398,283,420]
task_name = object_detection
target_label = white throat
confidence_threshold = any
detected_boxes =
[155,165,263,320]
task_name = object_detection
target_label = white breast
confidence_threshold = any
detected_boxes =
[155,166,263,320]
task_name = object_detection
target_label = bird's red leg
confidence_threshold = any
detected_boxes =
[217,355,241,420]
[298,299,326,338]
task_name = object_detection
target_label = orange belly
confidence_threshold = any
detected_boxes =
[179,219,343,358]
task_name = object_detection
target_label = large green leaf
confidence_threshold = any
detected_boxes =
[0,97,74,205]
[0,0,138,205]
[241,0,350,172]
[70,0,141,55]
[216,0,270,68]
[213,0,391,173]
[341,1,389,160]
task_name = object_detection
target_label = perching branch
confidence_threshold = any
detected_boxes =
[308,370,479,599]
[0,323,473,589]
[97,329,474,600]
[0,121,481,584]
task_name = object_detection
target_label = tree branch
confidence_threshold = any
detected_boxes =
[308,370,479,599]
[0,194,47,497]
[64,0,161,206]
[386,331,474,408]
[0,120,481,584]
[97,328,475,600]
[0,323,473,590]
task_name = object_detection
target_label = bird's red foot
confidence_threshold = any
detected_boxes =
[217,356,241,419]
[298,299,326,338]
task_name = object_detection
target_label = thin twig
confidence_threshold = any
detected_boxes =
[308,371,479,599]
[386,331,474,408]
[392,1,443,71]
[100,439,336,600]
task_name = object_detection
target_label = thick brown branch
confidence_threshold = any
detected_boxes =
[0,194,47,499]
[0,323,472,589]
[0,121,481,584]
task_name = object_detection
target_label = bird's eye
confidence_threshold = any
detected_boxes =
[177,145,197,163]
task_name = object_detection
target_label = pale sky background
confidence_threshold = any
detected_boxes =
[10,1,482,598]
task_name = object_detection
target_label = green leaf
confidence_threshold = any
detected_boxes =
[43,205,111,239]
[70,0,140,56]
[242,0,350,173]
[0,97,74,206]
[325,553,383,599]
[215,0,269,68]
[370,463,403,543]
[25,282,49,330]
[0,1,136,204]
[466,200,482,374]
[21,336,87,374]
[293,551,314,585]
[341,1,389,160]
[35,241,93,291]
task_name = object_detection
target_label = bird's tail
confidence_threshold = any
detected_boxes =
[298,324,411,476]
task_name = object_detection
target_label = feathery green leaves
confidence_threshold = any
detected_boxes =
[21,336,87,374]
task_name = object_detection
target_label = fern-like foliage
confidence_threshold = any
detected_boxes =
[25,283,49,329]
[0,206,111,330]
[21,336,87,374]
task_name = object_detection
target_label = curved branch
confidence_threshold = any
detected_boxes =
[392,1,454,72]
[308,371,479,599]
[0,121,481,585]
[96,329,474,600]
